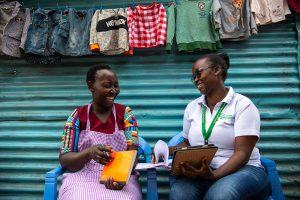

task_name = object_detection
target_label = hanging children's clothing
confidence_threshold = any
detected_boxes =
[90,8,129,55]
[127,2,167,49]
[250,0,291,25]
[0,1,30,57]
[287,0,300,13]
[25,9,61,56]
[268,0,291,23]
[24,8,61,64]
[213,0,257,41]
[250,0,271,25]
[52,8,93,56]
[166,0,222,52]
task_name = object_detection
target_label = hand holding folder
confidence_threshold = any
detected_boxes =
[100,150,137,185]
[135,140,217,175]
[171,144,218,176]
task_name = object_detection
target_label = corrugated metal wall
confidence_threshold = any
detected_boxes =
[1,1,300,199]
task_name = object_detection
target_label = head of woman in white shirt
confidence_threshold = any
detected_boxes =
[191,53,230,111]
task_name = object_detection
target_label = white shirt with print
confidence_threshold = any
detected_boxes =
[251,0,291,25]
[182,87,262,169]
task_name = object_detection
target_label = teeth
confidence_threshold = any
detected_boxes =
[197,83,203,89]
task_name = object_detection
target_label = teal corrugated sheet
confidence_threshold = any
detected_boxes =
[1,2,300,199]
[22,0,170,10]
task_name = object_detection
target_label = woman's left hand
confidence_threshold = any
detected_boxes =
[104,176,125,190]
[178,159,216,181]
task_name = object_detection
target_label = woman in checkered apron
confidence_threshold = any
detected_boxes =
[58,64,142,200]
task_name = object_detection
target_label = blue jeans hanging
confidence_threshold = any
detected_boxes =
[24,8,61,56]
[52,8,93,56]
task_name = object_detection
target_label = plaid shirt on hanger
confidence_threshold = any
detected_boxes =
[127,2,167,48]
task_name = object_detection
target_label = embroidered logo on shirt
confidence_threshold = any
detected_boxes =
[198,1,205,10]
[219,113,234,120]
[198,1,207,18]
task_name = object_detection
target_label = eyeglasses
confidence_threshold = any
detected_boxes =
[191,66,213,81]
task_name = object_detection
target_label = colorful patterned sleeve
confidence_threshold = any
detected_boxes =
[124,106,139,147]
[59,109,80,154]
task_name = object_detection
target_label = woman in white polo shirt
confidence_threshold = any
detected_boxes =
[169,53,271,200]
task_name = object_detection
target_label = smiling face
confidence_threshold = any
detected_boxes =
[88,69,120,109]
[192,58,218,95]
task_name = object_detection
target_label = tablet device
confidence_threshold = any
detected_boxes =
[171,144,218,176]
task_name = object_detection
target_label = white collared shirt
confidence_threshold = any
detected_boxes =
[182,87,262,168]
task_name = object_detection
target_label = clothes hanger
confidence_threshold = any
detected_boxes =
[56,0,60,11]
[122,0,126,10]
[99,0,102,14]
[20,1,27,12]
[31,1,40,12]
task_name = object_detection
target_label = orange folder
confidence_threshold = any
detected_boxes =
[100,150,137,185]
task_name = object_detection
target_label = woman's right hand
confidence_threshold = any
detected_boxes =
[89,144,113,165]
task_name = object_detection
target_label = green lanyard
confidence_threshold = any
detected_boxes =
[202,102,227,145]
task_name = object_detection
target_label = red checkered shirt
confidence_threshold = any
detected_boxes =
[127,3,167,48]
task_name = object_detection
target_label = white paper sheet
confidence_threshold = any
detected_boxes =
[135,140,172,170]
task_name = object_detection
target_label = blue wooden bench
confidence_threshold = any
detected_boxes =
[43,136,158,200]
[168,132,285,200]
